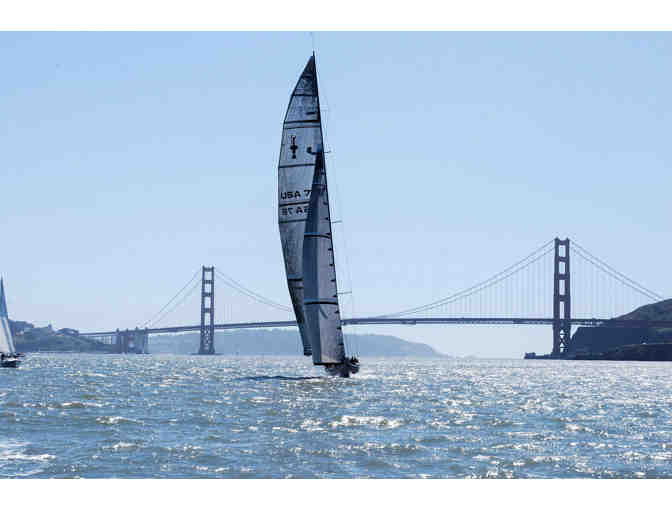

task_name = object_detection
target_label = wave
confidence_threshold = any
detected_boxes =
[329,415,404,429]
[95,416,143,426]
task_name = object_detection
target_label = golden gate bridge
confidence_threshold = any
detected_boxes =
[81,238,672,356]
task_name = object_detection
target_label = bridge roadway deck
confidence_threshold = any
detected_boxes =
[80,317,672,337]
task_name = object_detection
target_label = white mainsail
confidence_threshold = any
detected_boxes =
[0,318,15,354]
[277,54,323,356]
[0,278,17,355]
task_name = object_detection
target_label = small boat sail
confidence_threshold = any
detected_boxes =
[0,278,23,368]
[278,54,359,377]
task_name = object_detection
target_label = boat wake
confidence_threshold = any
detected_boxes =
[234,375,325,382]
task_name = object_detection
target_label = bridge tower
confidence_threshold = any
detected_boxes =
[552,238,571,355]
[198,266,215,355]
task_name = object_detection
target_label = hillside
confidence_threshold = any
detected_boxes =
[7,319,445,357]
[10,320,113,353]
[149,329,446,357]
[568,299,672,358]
[612,298,672,322]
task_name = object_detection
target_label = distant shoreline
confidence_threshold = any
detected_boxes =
[11,321,449,357]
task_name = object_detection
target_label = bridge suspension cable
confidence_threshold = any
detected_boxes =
[570,240,663,302]
[86,237,670,347]
[130,237,666,338]
[380,239,555,318]
[140,265,294,331]
[214,268,293,313]
[141,268,202,329]
[378,237,665,321]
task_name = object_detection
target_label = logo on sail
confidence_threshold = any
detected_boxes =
[290,135,298,159]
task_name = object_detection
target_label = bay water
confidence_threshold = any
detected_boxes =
[2,354,671,478]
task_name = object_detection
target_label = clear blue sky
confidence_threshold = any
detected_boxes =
[1,32,670,357]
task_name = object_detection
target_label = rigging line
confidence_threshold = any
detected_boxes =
[324,126,359,354]
[313,62,357,356]
[214,269,292,312]
[380,240,555,317]
[571,241,664,300]
[146,278,202,329]
[141,268,201,329]
[323,149,355,302]
[570,248,660,302]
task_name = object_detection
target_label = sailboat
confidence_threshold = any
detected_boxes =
[0,278,23,368]
[277,54,359,378]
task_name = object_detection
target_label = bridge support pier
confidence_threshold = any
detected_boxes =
[141,329,149,354]
[198,266,215,355]
[116,329,133,353]
[552,238,571,355]
[115,328,149,354]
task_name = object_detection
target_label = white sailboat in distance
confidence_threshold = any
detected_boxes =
[1,278,24,368]
[277,54,359,377]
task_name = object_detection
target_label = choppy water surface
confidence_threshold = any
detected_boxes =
[2,354,672,478]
